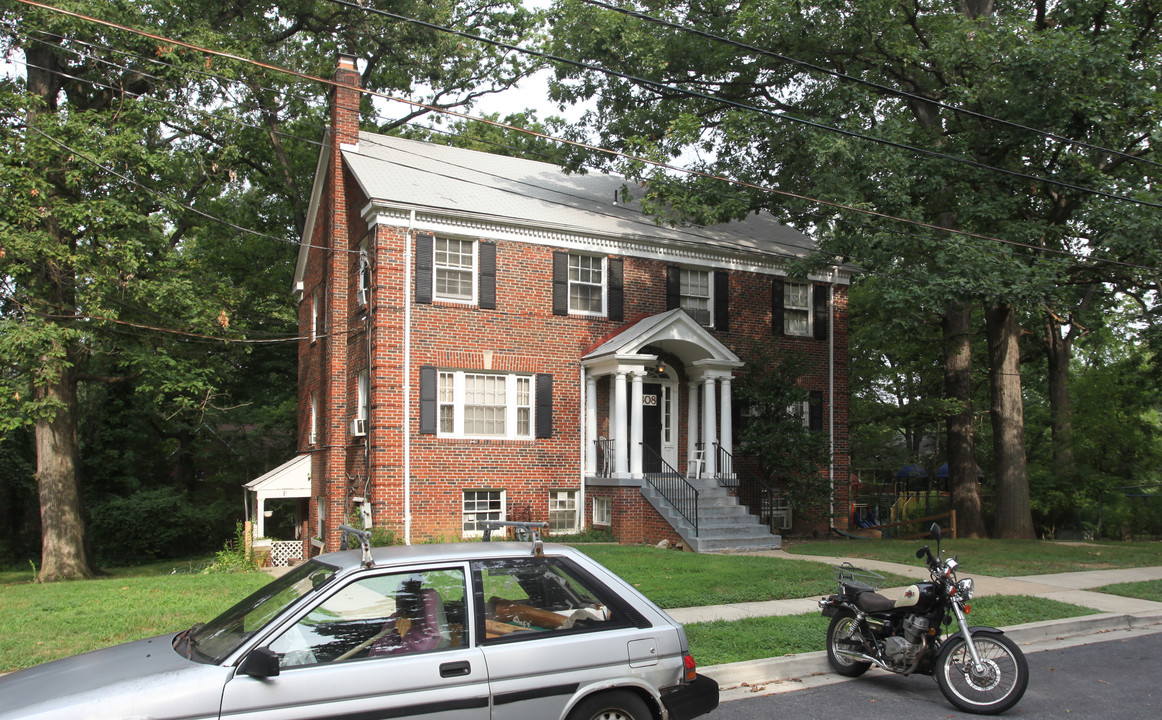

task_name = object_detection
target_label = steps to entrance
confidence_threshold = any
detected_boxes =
[640,479,781,553]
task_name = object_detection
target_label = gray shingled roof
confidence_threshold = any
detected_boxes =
[343,131,816,261]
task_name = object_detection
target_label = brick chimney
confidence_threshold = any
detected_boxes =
[332,53,361,148]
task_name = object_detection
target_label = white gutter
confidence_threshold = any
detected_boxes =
[404,210,415,544]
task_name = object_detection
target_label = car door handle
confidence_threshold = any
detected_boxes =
[440,661,472,678]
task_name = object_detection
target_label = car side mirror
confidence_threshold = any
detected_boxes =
[240,647,281,678]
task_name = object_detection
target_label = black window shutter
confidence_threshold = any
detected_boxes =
[419,366,437,434]
[813,284,829,341]
[809,390,824,432]
[535,373,553,438]
[608,258,624,322]
[479,241,496,310]
[552,252,568,315]
[771,278,785,336]
[415,233,434,304]
[714,271,729,332]
[666,266,680,311]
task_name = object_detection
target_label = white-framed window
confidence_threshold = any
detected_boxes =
[309,392,318,445]
[316,496,326,540]
[311,289,319,343]
[357,240,371,308]
[592,497,611,526]
[569,254,604,315]
[463,489,505,537]
[789,399,810,428]
[435,237,476,303]
[784,281,812,336]
[548,489,579,533]
[680,268,713,326]
[437,371,533,439]
[357,370,369,420]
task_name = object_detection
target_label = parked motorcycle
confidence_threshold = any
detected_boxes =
[819,523,1028,715]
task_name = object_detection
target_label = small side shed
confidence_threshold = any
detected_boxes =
[243,454,311,566]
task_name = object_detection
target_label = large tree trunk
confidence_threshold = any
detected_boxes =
[986,302,1035,538]
[943,301,987,537]
[35,365,95,582]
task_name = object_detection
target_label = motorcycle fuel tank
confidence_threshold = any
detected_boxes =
[893,581,939,612]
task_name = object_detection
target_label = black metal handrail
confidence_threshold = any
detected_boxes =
[641,444,699,535]
[593,437,615,478]
[713,443,737,489]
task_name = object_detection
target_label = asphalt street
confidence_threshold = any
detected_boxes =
[706,629,1162,720]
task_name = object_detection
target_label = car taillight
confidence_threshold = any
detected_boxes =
[683,652,698,682]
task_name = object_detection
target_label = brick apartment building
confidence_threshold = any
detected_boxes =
[290,56,853,554]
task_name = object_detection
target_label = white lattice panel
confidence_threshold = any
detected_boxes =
[269,541,303,567]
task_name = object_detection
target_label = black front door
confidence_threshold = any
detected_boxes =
[640,383,662,473]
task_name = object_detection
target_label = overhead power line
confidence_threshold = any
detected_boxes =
[579,0,1162,174]
[318,0,1162,211]
[11,0,1160,274]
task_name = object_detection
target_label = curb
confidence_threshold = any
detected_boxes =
[700,610,1162,691]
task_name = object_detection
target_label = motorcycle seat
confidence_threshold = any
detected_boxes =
[856,591,895,613]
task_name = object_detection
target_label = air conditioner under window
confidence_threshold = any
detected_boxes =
[307,431,318,446]
[768,497,792,531]
[357,287,369,308]
[350,417,367,437]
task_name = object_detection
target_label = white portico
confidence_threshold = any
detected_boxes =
[581,309,744,480]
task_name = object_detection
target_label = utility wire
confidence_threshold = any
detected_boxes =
[11,0,1160,273]
[319,0,1162,211]
[579,0,1162,174]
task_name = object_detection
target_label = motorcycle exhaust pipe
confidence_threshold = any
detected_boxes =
[834,647,892,671]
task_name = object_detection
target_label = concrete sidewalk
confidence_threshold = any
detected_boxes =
[684,553,1162,699]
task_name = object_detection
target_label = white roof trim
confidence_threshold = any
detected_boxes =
[244,454,311,497]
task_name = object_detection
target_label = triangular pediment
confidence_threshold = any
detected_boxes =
[582,309,742,373]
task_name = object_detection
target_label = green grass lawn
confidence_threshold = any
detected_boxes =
[1092,578,1162,601]
[5,539,1152,673]
[786,538,1162,577]
[684,594,1099,667]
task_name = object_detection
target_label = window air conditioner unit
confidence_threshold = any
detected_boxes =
[357,287,369,308]
[307,431,318,446]
[350,417,367,437]
[769,497,792,531]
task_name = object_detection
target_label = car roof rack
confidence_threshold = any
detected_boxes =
[481,521,549,556]
[338,525,374,568]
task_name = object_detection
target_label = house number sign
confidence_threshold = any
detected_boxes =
[642,394,658,406]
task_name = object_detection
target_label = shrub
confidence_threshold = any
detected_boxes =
[88,487,209,565]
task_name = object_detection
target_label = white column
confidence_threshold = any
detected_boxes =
[719,376,733,471]
[630,371,644,478]
[702,377,718,476]
[585,374,598,475]
[686,380,699,468]
[613,372,629,476]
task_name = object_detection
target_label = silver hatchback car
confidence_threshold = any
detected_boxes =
[0,525,718,720]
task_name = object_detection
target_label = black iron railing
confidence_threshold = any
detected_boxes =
[642,444,699,535]
[714,443,736,489]
[593,437,615,478]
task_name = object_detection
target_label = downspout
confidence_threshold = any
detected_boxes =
[363,250,373,525]
[579,365,587,534]
[404,210,415,544]
[828,271,837,527]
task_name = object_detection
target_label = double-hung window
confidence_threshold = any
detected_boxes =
[434,238,475,302]
[680,269,712,326]
[437,371,533,439]
[569,254,604,314]
[548,490,579,533]
[784,281,812,336]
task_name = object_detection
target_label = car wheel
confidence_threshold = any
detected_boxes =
[567,690,653,720]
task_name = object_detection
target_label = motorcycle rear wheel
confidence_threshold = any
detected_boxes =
[935,631,1028,715]
[826,609,872,677]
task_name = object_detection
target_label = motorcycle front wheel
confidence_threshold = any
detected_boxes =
[825,609,872,677]
[935,630,1028,715]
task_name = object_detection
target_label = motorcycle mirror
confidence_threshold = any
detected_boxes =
[915,546,928,560]
[929,522,942,541]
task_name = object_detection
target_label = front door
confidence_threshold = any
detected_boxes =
[641,382,662,473]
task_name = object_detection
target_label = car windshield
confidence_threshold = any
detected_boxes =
[184,560,338,664]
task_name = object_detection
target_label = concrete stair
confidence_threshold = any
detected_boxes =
[641,476,781,553]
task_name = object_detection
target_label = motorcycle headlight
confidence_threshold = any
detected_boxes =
[957,578,975,601]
